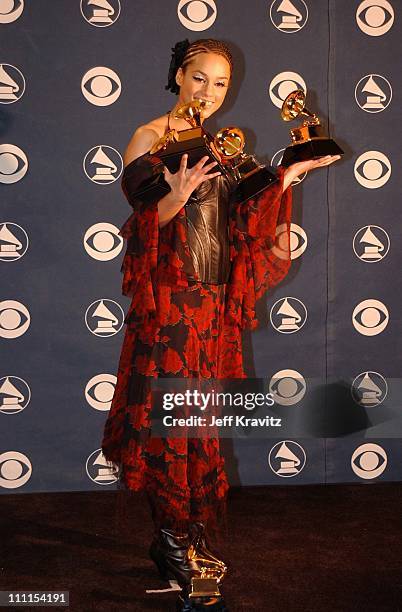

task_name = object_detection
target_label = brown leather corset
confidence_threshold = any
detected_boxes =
[184,175,234,285]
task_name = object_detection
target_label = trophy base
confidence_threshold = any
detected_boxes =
[233,165,278,204]
[126,171,171,203]
[158,128,223,175]
[281,137,344,167]
[177,593,228,612]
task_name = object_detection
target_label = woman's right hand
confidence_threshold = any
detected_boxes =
[163,154,221,204]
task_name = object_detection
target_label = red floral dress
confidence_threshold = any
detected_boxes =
[101,151,292,538]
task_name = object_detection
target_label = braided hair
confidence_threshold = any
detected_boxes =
[165,38,233,95]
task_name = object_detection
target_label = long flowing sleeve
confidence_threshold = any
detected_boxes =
[118,153,194,336]
[225,166,293,331]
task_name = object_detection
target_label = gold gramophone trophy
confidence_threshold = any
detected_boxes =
[280,89,344,167]
[152,98,226,175]
[213,126,277,202]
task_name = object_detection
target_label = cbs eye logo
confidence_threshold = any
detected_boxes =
[81,67,121,106]
[351,443,387,479]
[269,369,306,405]
[0,301,30,339]
[80,0,121,27]
[85,374,117,411]
[0,144,28,184]
[0,0,24,23]
[356,0,394,36]
[269,221,294,262]
[268,72,306,109]
[354,151,391,189]
[0,64,26,104]
[352,299,388,336]
[84,223,123,261]
[272,222,307,261]
[177,0,217,31]
[0,451,32,489]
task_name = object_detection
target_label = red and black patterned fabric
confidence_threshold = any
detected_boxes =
[101,152,292,539]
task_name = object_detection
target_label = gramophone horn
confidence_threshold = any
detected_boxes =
[174,100,205,127]
[281,89,306,121]
[214,126,245,158]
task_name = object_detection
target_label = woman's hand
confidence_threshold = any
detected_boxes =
[282,154,341,191]
[163,154,221,204]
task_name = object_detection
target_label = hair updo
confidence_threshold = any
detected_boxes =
[165,38,234,95]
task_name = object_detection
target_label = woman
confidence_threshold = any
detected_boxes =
[101,37,340,595]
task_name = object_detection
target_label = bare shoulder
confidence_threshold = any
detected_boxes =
[123,114,168,167]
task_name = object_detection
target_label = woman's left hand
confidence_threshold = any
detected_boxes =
[282,154,341,192]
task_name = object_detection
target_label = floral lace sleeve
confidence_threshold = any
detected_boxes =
[117,153,193,331]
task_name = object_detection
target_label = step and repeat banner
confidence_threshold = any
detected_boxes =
[1,0,401,494]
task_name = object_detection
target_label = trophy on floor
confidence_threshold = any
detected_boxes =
[181,540,229,611]
[280,89,344,167]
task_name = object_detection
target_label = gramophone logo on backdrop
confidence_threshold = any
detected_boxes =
[86,449,119,485]
[0,451,32,489]
[351,443,387,480]
[352,299,389,336]
[0,376,31,415]
[80,0,121,27]
[85,374,117,411]
[271,148,307,185]
[355,75,392,113]
[177,0,217,31]
[81,67,121,106]
[0,300,30,339]
[353,225,390,263]
[0,64,25,104]
[356,0,394,36]
[269,0,308,33]
[354,151,391,189]
[351,371,388,407]
[84,223,123,261]
[0,223,28,261]
[269,369,306,405]
[85,299,124,336]
[0,144,28,184]
[270,297,307,334]
[268,441,306,477]
[83,146,123,184]
[0,0,24,23]
[268,71,306,109]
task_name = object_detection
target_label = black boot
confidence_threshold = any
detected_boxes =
[149,527,201,588]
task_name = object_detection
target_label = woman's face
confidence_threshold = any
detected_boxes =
[175,52,231,120]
